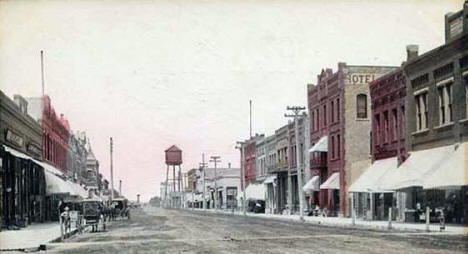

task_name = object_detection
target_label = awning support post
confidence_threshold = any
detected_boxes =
[388,207,392,230]
[425,206,430,232]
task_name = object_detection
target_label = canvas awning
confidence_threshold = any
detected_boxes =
[349,157,397,193]
[303,175,320,192]
[320,172,339,190]
[309,136,328,153]
[423,142,468,189]
[379,145,453,190]
[3,145,36,161]
[263,175,276,184]
[242,183,265,200]
[44,170,88,198]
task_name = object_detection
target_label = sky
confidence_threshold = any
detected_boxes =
[0,0,463,202]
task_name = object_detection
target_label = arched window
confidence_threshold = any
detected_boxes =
[356,94,367,119]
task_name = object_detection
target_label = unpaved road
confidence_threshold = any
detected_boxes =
[46,207,468,254]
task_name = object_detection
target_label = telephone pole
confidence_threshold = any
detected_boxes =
[210,156,221,211]
[110,137,114,201]
[285,106,306,220]
[119,180,122,197]
[235,141,246,216]
[40,50,45,97]
[200,153,208,210]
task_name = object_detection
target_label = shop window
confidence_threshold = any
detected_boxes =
[356,94,367,119]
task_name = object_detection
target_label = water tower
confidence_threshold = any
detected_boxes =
[164,145,183,208]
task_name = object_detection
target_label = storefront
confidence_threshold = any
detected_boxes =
[1,145,46,229]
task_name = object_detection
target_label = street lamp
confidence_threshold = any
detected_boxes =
[285,106,306,221]
[235,141,246,216]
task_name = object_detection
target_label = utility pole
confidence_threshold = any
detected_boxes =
[235,141,246,216]
[200,153,208,211]
[249,100,252,138]
[119,180,122,197]
[285,106,306,220]
[40,50,45,97]
[110,137,114,201]
[210,156,221,211]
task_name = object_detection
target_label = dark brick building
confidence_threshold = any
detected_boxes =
[370,68,407,163]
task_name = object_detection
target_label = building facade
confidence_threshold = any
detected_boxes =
[1,93,46,229]
[26,96,71,174]
[397,2,468,224]
[308,63,398,216]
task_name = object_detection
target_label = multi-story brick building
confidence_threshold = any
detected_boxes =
[377,2,468,224]
[349,67,407,220]
[308,63,398,216]
[26,96,70,174]
[273,124,289,212]
[242,134,264,187]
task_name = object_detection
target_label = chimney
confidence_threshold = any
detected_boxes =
[406,45,419,61]
[228,163,231,168]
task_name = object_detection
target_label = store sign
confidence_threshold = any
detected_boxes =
[226,188,237,196]
[5,130,24,147]
[449,16,463,38]
[27,143,41,156]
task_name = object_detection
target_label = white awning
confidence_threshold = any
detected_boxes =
[423,142,468,189]
[244,183,265,200]
[303,175,320,192]
[3,145,35,161]
[320,172,339,190]
[380,145,453,190]
[309,136,328,153]
[44,170,88,198]
[349,157,397,193]
[263,175,276,184]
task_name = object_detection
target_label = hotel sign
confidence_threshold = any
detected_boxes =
[5,130,24,148]
[346,73,378,84]
[449,16,463,38]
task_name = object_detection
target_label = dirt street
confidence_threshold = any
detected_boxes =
[46,207,468,254]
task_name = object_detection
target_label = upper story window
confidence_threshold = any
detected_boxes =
[331,136,335,158]
[336,98,340,122]
[374,114,380,145]
[392,108,398,141]
[331,100,335,123]
[356,94,367,119]
[463,73,468,119]
[415,91,428,131]
[337,134,340,158]
[384,111,389,143]
[401,106,405,138]
[323,104,327,126]
[437,79,453,125]
[311,111,315,131]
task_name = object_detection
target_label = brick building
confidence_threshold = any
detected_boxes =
[349,67,407,220]
[378,2,468,223]
[308,63,397,216]
[26,96,71,174]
